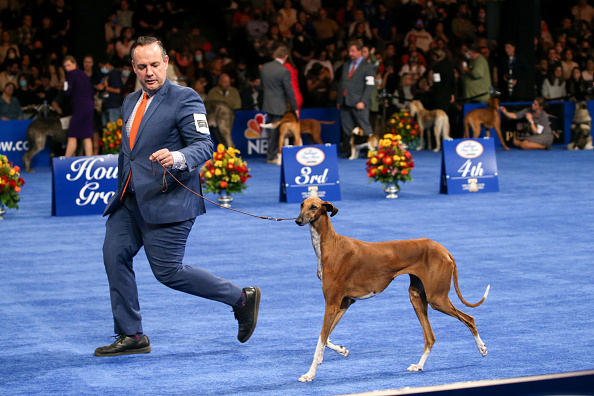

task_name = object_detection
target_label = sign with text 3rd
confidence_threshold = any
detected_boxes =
[280,144,341,203]
[440,138,499,194]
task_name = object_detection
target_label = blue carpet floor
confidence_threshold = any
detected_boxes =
[1,146,594,395]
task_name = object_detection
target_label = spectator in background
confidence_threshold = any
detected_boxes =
[460,45,491,103]
[499,41,531,102]
[301,0,321,16]
[501,97,554,150]
[561,48,580,80]
[246,7,269,43]
[0,82,23,120]
[582,57,594,82]
[371,3,397,51]
[336,0,357,27]
[313,8,340,47]
[15,14,36,50]
[96,57,123,126]
[297,10,316,39]
[348,10,372,43]
[542,64,567,100]
[51,0,72,51]
[0,0,22,31]
[291,22,315,70]
[115,28,135,60]
[206,73,241,110]
[428,48,456,112]
[392,72,417,111]
[240,74,263,110]
[399,50,426,85]
[15,74,37,108]
[451,4,474,45]
[278,0,298,36]
[566,67,589,100]
[0,60,20,91]
[135,1,163,37]
[105,11,123,44]
[62,55,94,157]
[116,0,134,29]
[572,0,594,25]
[35,72,58,104]
[404,19,433,54]
[120,56,136,99]
[0,31,20,64]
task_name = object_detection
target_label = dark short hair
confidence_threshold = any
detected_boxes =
[130,36,167,63]
[347,39,363,51]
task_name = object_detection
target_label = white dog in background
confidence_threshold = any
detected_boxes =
[409,100,450,152]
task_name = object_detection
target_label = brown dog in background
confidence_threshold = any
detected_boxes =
[463,97,509,150]
[261,113,334,165]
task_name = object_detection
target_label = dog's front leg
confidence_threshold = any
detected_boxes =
[327,339,349,357]
[299,303,342,382]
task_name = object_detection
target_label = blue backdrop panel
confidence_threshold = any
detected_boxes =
[51,154,118,216]
[280,144,341,203]
[0,119,50,169]
[441,138,499,194]
[230,108,340,157]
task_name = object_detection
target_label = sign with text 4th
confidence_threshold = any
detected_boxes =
[440,138,499,194]
[280,144,341,203]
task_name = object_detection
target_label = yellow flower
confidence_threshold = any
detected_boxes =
[393,155,399,161]
[400,161,407,167]
[382,139,392,147]
[217,144,225,153]
[384,133,393,140]
[367,150,375,158]
[214,160,223,168]
[9,169,15,175]
[205,171,212,178]
[389,118,396,124]
[215,169,222,176]
[395,135,402,140]
[406,125,411,129]
[371,157,378,165]
[398,123,403,128]
[228,158,236,164]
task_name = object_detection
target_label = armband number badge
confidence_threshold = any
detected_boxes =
[194,113,209,134]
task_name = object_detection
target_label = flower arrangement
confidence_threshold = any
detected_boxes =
[200,144,251,195]
[0,155,25,209]
[366,133,414,189]
[100,119,123,154]
[387,111,421,145]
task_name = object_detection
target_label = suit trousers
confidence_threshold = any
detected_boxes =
[340,102,372,142]
[266,114,282,162]
[103,193,243,335]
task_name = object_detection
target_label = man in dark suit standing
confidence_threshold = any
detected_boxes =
[337,40,375,153]
[498,40,531,102]
[261,44,298,164]
[95,37,261,357]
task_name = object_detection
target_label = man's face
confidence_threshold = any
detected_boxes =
[219,74,230,90]
[63,60,76,72]
[505,44,515,57]
[348,44,362,61]
[132,43,169,94]
[83,57,93,70]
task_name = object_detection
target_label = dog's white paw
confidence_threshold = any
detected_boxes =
[432,147,440,152]
[416,146,423,151]
[298,373,315,382]
[407,364,423,372]
[337,347,349,357]
[479,345,488,357]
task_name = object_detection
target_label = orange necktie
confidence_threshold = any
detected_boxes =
[348,61,356,79]
[121,93,148,199]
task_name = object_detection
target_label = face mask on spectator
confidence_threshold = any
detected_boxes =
[19,80,27,88]
[195,55,203,62]
[122,69,131,78]
[101,67,109,74]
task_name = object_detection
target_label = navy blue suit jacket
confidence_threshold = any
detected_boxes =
[104,78,214,224]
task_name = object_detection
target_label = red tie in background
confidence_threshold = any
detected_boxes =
[344,62,356,97]
[121,93,149,199]
[348,61,356,79]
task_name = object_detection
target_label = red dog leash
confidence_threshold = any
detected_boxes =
[151,161,296,221]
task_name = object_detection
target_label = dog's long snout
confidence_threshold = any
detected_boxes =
[295,215,307,226]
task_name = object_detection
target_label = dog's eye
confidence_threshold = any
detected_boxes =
[310,205,317,211]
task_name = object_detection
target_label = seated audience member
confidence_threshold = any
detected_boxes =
[392,73,417,112]
[120,56,136,99]
[582,57,594,82]
[371,3,396,49]
[240,75,263,111]
[399,50,426,85]
[305,62,332,108]
[0,82,23,120]
[278,0,298,36]
[0,60,20,91]
[15,74,38,108]
[205,73,241,110]
[566,67,589,101]
[500,97,554,150]
[35,72,58,104]
[534,58,550,97]
[541,64,567,100]
[348,10,372,42]
[561,48,580,80]
[313,8,340,46]
[404,19,433,54]
[291,22,315,69]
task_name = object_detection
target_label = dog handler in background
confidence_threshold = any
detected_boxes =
[94,36,261,357]
[337,39,375,155]
[500,97,554,150]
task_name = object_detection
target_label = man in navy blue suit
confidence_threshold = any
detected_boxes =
[95,36,261,357]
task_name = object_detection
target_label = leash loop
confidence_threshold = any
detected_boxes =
[150,160,297,221]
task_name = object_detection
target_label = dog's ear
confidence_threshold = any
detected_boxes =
[322,202,338,217]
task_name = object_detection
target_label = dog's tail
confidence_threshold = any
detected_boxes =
[260,120,283,129]
[452,258,490,308]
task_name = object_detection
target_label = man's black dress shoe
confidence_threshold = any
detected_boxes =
[94,334,152,357]
[233,286,261,343]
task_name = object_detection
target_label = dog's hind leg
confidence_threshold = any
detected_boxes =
[407,275,436,371]
[327,297,354,357]
[494,125,510,150]
[299,300,345,382]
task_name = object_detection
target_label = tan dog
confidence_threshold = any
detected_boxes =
[295,197,490,382]
[349,126,379,160]
[409,100,450,152]
[262,113,334,165]
[463,97,509,150]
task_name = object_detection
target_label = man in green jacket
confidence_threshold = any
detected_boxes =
[460,46,491,103]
